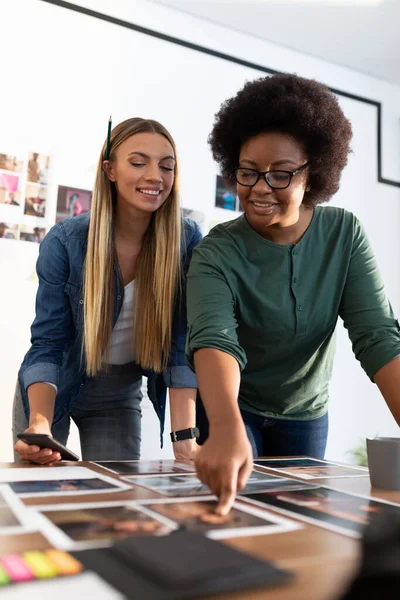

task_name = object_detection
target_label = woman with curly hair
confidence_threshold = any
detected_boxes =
[186,73,400,514]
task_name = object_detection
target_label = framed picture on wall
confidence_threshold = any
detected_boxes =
[56,185,92,222]
[215,175,242,212]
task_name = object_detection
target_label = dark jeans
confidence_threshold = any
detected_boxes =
[196,396,328,459]
[13,362,142,462]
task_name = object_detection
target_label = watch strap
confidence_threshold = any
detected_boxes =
[170,427,200,443]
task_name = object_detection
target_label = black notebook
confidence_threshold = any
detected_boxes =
[73,531,293,599]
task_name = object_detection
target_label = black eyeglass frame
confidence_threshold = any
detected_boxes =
[233,162,310,189]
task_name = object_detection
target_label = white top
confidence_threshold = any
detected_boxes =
[106,280,136,365]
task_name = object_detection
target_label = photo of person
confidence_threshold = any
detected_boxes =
[56,185,92,222]
[8,478,122,496]
[254,458,368,480]
[130,471,314,497]
[27,152,50,184]
[39,504,172,548]
[215,175,242,211]
[0,153,24,172]
[182,208,205,232]
[0,223,19,240]
[96,460,195,476]
[19,226,46,244]
[24,184,47,217]
[3,191,21,206]
[245,486,400,537]
[140,497,299,538]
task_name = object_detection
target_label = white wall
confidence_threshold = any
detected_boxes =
[0,0,399,463]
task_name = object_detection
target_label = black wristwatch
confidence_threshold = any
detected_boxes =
[170,427,200,443]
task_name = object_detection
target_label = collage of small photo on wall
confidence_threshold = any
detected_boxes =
[0,151,49,244]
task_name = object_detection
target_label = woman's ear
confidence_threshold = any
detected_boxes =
[102,160,116,182]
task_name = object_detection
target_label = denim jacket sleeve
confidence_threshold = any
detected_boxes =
[20,225,75,392]
[163,218,203,388]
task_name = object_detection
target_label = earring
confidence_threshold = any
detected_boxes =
[306,185,311,192]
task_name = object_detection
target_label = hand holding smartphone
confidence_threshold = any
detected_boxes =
[17,433,79,461]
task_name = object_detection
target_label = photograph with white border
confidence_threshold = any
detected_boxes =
[94,459,195,476]
[0,484,42,535]
[126,470,316,497]
[254,457,369,480]
[31,500,177,550]
[242,485,400,539]
[0,466,130,497]
[135,496,301,539]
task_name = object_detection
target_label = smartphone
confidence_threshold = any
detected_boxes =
[17,433,79,461]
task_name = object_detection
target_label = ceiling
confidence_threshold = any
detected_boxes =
[150,0,400,85]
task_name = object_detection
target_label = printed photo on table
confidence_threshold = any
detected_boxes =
[0,466,130,498]
[36,502,174,549]
[19,226,46,244]
[56,185,92,222]
[0,153,24,172]
[244,486,400,538]
[0,485,41,534]
[95,459,195,476]
[215,175,242,212]
[0,223,19,240]
[24,184,47,217]
[128,470,315,497]
[254,458,368,480]
[8,477,124,497]
[27,152,50,184]
[137,496,301,539]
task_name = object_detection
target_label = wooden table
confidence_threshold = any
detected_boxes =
[0,460,399,599]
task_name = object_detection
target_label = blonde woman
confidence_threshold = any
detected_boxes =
[13,118,201,464]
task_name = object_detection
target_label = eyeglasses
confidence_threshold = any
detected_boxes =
[234,162,310,189]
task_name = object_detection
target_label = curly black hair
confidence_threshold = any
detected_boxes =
[208,73,353,206]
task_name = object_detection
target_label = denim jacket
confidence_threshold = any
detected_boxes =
[18,212,202,442]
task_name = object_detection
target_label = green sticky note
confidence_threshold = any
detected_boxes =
[0,565,10,585]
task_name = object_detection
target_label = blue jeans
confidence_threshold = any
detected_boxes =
[13,362,142,461]
[242,410,329,459]
[196,396,328,459]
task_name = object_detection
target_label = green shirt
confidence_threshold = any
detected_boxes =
[186,207,400,420]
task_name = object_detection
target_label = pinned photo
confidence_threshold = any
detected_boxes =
[19,226,46,244]
[27,152,50,184]
[24,184,47,217]
[254,457,369,480]
[0,153,24,172]
[215,175,242,212]
[0,223,19,240]
[138,497,300,539]
[35,502,174,549]
[56,185,92,222]
[0,171,19,193]
[0,190,21,206]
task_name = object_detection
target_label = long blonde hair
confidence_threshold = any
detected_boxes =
[83,118,181,376]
